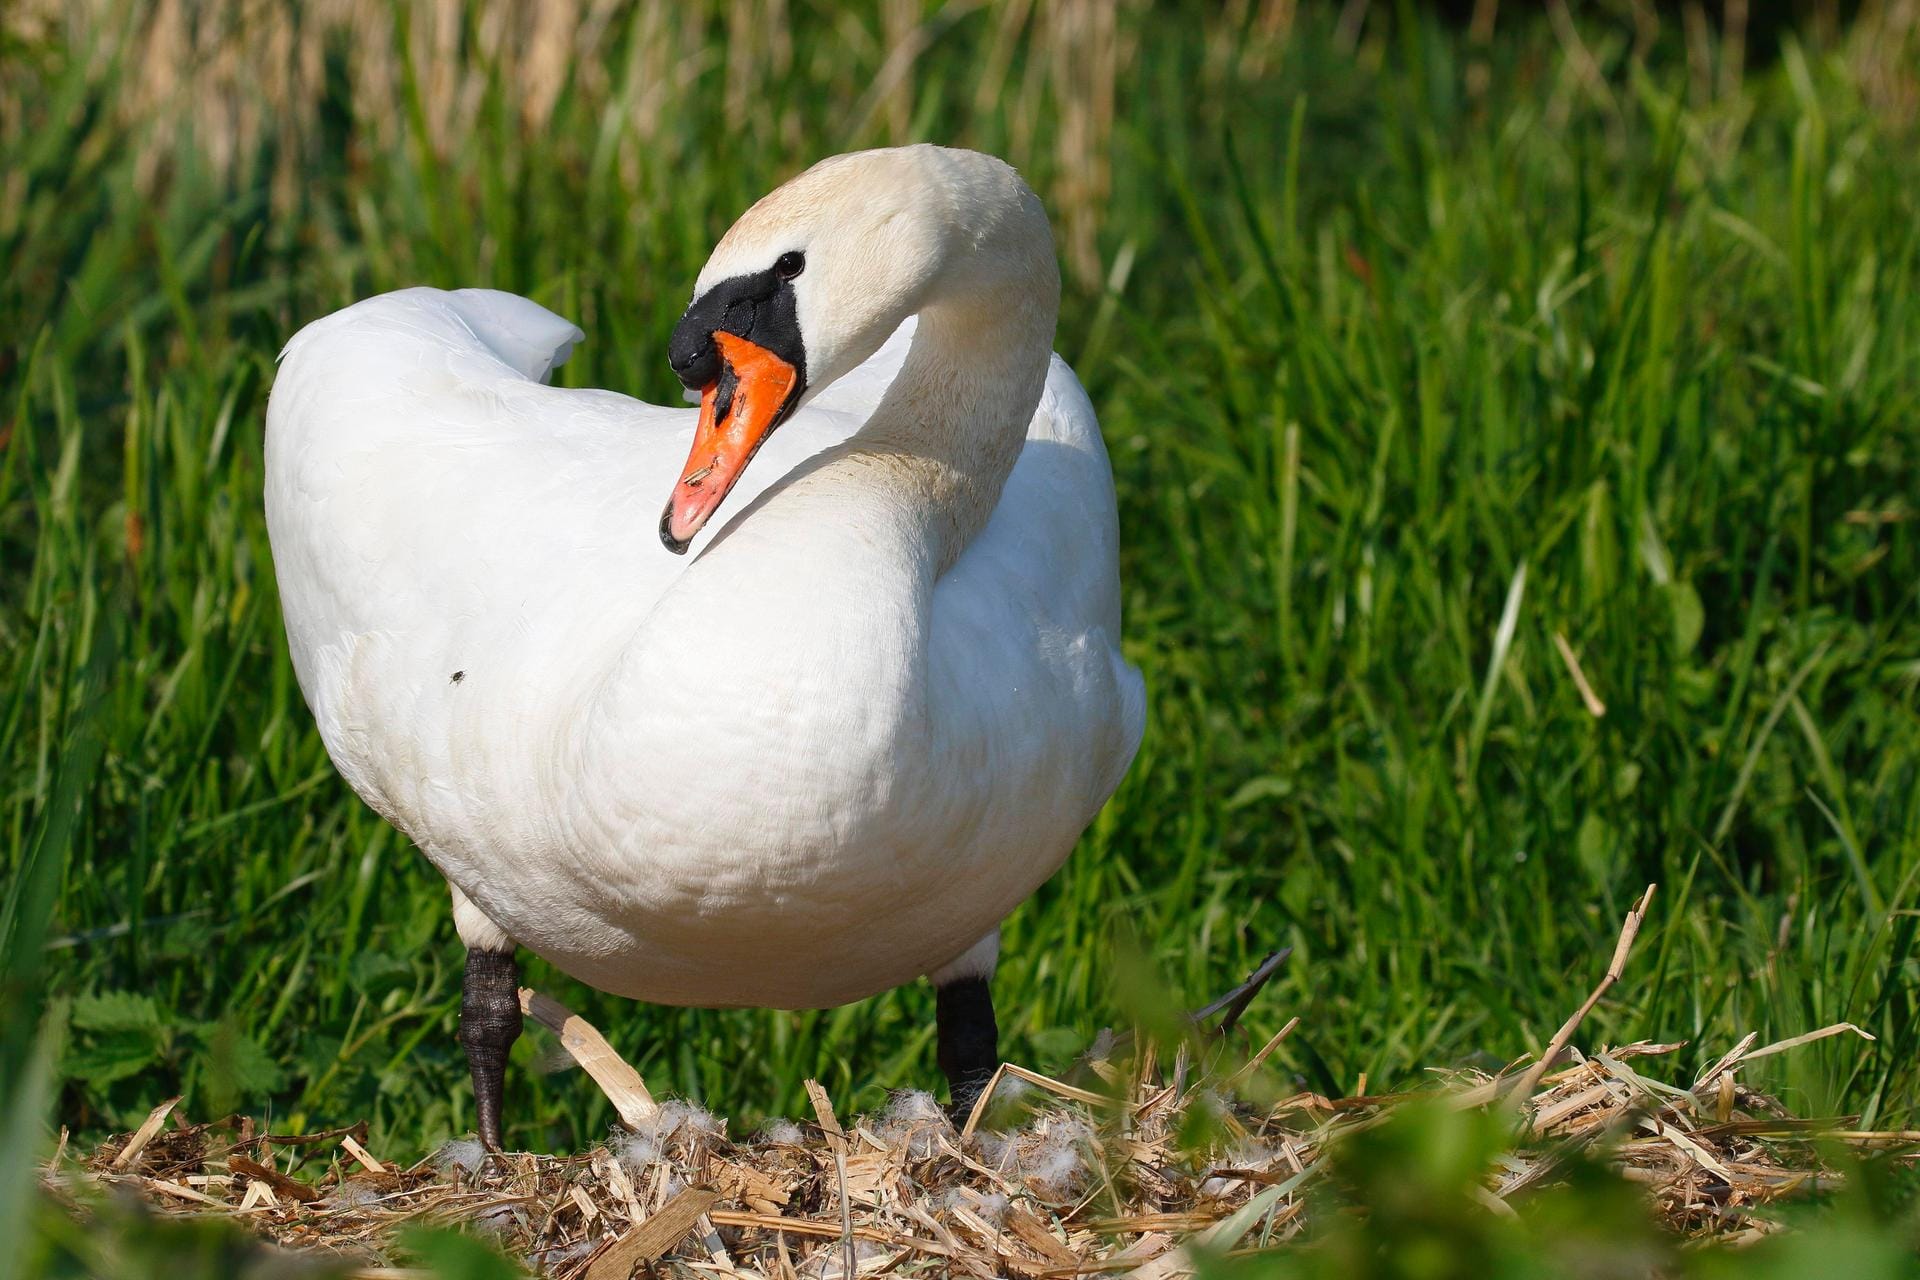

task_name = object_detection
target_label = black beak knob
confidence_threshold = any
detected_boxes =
[668,267,804,394]
[668,328,719,389]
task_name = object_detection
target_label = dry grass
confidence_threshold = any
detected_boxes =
[42,889,1912,1277]
[1,0,1179,287]
[38,0,1908,288]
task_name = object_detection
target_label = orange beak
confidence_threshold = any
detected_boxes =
[660,330,801,553]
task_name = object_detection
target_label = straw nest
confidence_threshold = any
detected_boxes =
[43,888,1910,1277]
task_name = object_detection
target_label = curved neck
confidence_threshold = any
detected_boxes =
[603,244,1059,779]
[847,281,1056,571]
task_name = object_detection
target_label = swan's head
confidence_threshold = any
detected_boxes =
[660,145,1055,552]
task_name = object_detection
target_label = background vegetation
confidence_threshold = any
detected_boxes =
[4,0,1920,1271]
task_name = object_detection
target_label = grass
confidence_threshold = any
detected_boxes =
[3,0,1918,1246]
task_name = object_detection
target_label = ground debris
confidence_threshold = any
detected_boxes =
[47,1018,1900,1277]
[43,908,1906,1277]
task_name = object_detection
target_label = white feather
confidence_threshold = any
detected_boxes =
[264,148,1144,1012]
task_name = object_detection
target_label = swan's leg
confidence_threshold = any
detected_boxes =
[930,930,1001,1122]
[451,885,521,1152]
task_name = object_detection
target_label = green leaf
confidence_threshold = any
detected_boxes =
[62,1030,162,1089]
[197,1020,284,1115]
[1667,581,1705,654]
[70,990,163,1035]
[1576,813,1613,884]
[399,1226,523,1280]
[347,950,411,991]
[1028,1026,1083,1060]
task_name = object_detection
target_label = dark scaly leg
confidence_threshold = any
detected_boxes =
[936,975,999,1124]
[460,948,522,1152]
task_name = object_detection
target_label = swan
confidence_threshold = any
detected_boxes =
[264,144,1146,1149]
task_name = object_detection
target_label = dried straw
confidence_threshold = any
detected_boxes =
[44,886,1909,1277]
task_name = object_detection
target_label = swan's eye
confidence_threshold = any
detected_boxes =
[774,251,805,281]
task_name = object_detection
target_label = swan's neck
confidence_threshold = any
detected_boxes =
[596,252,1059,803]
[843,283,1056,572]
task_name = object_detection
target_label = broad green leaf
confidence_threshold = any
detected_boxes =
[69,990,163,1035]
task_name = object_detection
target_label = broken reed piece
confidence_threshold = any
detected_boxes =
[1224,1017,1301,1092]
[109,1096,182,1170]
[339,1133,387,1174]
[1511,883,1657,1114]
[228,1154,322,1203]
[805,1078,859,1280]
[958,1061,1112,1140]
[517,986,658,1128]
[584,1186,721,1280]
[515,988,722,1269]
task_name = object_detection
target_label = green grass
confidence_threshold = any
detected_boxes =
[4,0,1918,1202]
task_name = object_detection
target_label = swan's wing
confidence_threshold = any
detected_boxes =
[268,287,880,628]
[265,288,877,776]
[931,354,1147,815]
[441,288,584,382]
[270,289,675,645]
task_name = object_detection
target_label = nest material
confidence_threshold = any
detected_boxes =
[42,889,1913,1277]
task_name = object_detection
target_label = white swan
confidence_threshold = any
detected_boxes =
[265,145,1145,1147]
